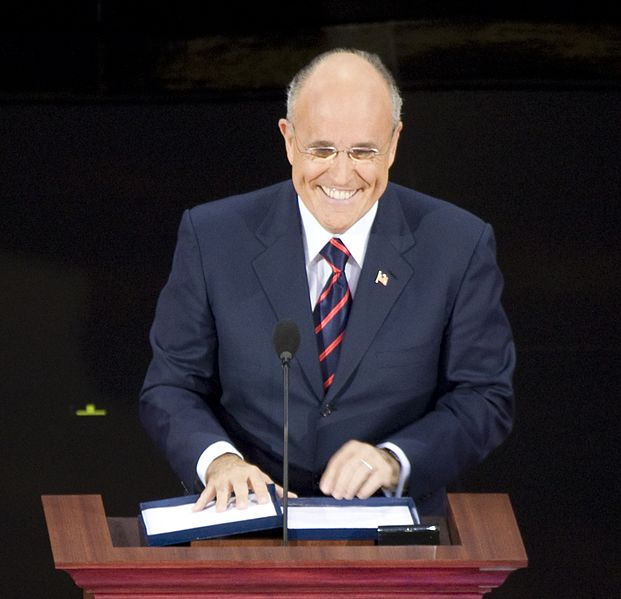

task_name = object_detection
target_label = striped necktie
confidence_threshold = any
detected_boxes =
[313,238,352,392]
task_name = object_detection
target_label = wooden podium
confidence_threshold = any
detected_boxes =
[42,493,526,598]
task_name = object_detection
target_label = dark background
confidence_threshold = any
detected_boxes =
[1,3,620,597]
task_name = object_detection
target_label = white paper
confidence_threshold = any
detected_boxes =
[287,504,415,529]
[141,494,278,536]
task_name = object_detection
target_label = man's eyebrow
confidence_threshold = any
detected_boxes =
[307,139,378,147]
[306,139,336,147]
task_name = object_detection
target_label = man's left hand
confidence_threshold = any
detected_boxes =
[319,440,400,499]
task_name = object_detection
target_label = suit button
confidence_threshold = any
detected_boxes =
[321,404,333,417]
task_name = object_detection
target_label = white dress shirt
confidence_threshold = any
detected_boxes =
[197,197,410,497]
[298,197,375,307]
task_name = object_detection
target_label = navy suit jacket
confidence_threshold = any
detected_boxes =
[140,180,515,515]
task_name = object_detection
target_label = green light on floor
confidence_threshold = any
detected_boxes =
[75,403,107,416]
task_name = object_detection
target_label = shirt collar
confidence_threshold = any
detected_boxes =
[297,196,377,269]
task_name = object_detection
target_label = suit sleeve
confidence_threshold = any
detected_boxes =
[139,209,231,490]
[388,224,515,499]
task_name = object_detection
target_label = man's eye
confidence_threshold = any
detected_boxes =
[349,148,379,160]
[309,147,337,159]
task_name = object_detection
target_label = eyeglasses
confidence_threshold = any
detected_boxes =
[290,124,394,163]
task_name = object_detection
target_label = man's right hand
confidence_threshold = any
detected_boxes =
[192,453,294,512]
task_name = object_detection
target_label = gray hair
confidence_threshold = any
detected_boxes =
[285,48,403,127]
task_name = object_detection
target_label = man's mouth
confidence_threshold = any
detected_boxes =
[320,186,357,201]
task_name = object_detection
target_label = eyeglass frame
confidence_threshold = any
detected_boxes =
[288,122,397,163]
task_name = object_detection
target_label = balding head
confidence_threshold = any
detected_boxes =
[286,49,402,127]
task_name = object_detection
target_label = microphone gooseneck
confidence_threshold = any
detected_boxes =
[272,319,300,546]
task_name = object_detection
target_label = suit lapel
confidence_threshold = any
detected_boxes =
[251,183,417,404]
[252,185,324,399]
[325,187,416,403]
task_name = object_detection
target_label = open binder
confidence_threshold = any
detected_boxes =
[139,485,420,546]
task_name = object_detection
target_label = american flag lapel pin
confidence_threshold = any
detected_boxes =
[375,270,389,286]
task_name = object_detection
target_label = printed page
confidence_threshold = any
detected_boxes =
[141,494,278,536]
[288,504,415,529]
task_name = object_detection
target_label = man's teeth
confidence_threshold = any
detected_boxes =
[321,186,356,200]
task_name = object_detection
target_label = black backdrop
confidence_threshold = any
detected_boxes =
[1,88,619,596]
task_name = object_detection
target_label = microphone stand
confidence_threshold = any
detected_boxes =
[273,319,299,547]
[281,351,291,546]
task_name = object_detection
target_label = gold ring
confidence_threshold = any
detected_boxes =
[360,459,374,471]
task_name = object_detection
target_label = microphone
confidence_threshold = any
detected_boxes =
[273,319,300,365]
[272,319,300,546]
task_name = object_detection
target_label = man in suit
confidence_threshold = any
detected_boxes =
[139,48,515,516]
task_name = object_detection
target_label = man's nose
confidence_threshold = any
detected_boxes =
[328,150,355,182]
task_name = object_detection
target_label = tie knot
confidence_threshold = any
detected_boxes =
[320,238,350,272]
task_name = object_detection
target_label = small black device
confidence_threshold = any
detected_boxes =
[377,524,440,545]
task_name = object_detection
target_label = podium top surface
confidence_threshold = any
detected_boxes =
[42,492,527,570]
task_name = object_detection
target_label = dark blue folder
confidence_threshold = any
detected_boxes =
[139,485,282,546]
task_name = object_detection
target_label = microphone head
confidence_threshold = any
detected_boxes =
[273,319,300,362]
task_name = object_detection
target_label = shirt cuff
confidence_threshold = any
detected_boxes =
[196,441,244,487]
[377,442,411,497]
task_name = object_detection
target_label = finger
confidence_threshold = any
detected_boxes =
[248,474,271,505]
[320,443,362,497]
[319,454,345,496]
[339,457,383,499]
[192,485,216,512]
[320,439,366,496]
[322,460,356,500]
[342,459,377,499]
[356,473,383,499]
[232,479,251,510]
[354,450,398,498]
[354,463,385,499]
[273,483,298,499]
[214,481,234,512]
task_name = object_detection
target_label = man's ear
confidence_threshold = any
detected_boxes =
[387,121,403,168]
[278,118,295,165]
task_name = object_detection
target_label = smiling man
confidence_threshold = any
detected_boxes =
[140,49,515,516]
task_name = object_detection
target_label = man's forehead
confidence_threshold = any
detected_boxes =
[294,97,393,141]
[303,54,385,94]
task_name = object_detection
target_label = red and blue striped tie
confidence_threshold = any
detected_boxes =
[313,238,352,392]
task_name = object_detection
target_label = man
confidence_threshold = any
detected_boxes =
[139,48,515,516]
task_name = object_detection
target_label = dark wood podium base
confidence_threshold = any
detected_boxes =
[43,493,527,598]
